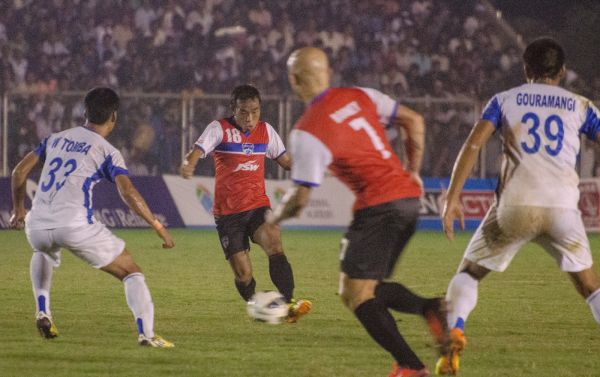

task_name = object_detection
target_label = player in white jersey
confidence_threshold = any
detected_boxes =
[435,38,600,375]
[10,87,176,348]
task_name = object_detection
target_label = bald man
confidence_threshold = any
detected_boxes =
[268,47,449,377]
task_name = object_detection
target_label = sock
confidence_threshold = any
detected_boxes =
[375,282,428,315]
[446,272,479,330]
[235,277,256,301]
[268,253,295,302]
[123,273,155,338]
[586,288,600,325]
[354,298,425,370]
[30,252,53,316]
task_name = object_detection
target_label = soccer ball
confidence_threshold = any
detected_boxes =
[247,291,289,324]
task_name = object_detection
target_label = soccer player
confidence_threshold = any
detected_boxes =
[10,87,175,348]
[180,84,311,322]
[268,47,449,377]
[435,37,600,375]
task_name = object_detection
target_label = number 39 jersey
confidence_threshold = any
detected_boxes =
[290,87,421,212]
[482,83,600,209]
[26,126,129,230]
[194,117,286,215]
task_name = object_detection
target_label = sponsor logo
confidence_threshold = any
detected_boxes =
[420,190,494,219]
[272,187,286,205]
[233,160,259,172]
[220,235,229,249]
[195,184,214,214]
[242,143,254,155]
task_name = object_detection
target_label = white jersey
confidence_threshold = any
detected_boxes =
[481,83,600,209]
[26,126,129,229]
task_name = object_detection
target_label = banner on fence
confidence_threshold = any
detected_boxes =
[2,176,599,232]
[0,176,184,229]
[162,174,354,228]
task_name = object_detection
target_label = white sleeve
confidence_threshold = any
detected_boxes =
[265,122,286,159]
[194,120,223,156]
[290,129,332,187]
[357,87,399,128]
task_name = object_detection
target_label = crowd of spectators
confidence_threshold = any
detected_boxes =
[1,0,531,97]
[1,0,598,176]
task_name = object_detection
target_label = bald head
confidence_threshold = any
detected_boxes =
[287,47,331,102]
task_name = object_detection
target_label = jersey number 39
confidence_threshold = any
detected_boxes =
[520,112,564,156]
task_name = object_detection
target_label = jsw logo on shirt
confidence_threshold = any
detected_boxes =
[233,160,259,172]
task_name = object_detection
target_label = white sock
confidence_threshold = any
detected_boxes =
[30,252,53,316]
[446,272,479,330]
[123,273,155,338]
[586,288,600,325]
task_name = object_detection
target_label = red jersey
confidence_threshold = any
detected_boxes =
[290,87,421,212]
[194,117,286,215]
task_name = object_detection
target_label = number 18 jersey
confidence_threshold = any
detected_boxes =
[26,126,129,229]
[482,83,600,209]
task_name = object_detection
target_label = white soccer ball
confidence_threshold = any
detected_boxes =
[247,291,289,324]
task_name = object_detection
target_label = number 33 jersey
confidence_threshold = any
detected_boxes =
[27,126,129,229]
[194,118,286,215]
[290,87,421,212]
[481,83,600,209]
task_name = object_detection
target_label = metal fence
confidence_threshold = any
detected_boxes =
[3,90,594,180]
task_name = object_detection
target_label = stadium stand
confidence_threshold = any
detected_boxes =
[1,0,597,176]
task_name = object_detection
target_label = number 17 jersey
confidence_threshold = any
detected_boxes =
[481,83,600,209]
[290,87,421,212]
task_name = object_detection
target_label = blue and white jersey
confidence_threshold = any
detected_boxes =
[26,126,129,229]
[482,83,600,209]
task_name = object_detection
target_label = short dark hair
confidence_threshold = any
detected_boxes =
[84,87,120,124]
[230,84,261,110]
[523,37,565,80]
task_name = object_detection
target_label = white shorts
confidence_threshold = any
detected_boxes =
[25,223,126,269]
[462,205,593,273]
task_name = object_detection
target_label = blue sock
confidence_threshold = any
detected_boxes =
[37,295,47,313]
[136,318,144,335]
[454,317,465,331]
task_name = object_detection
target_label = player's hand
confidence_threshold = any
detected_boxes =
[442,198,464,241]
[409,171,424,194]
[9,209,26,230]
[156,227,175,249]
[264,209,277,225]
[180,160,195,179]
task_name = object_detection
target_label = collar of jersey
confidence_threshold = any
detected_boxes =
[80,125,101,135]
[227,116,253,137]
[310,88,330,106]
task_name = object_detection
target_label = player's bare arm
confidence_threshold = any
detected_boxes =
[180,147,204,179]
[395,105,425,189]
[275,152,291,171]
[115,175,175,248]
[443,119,495,240]
[267,185,312,224]
[10,151,40,229]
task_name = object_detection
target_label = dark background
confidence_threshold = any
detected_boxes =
[493,0,600,86]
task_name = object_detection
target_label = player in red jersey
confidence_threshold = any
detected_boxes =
[181,84,311,322]
[268,47,449,376]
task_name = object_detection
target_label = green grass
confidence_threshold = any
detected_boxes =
[1,229,600,377]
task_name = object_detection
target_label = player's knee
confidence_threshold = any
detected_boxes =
[581,279,600,298]
[340,287,374,311]
[234,267,253,283]
[264,241,283,255]
[462,261,489,280]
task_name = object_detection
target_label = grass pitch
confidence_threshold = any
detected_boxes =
[1,229,599,377]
